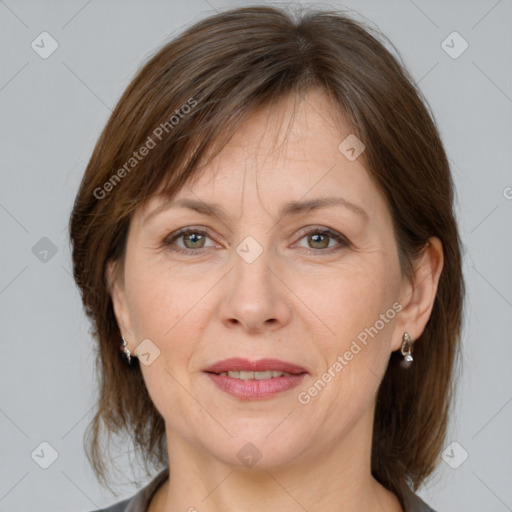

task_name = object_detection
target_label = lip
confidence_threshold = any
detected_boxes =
[206,372,307,400]
[203,358,307,375]
[203,358,308,400]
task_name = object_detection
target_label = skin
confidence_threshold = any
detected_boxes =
[107,88,444,512]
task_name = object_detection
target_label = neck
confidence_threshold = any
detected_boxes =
[155,406,402,512]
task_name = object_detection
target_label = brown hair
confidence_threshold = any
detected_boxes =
[69,4,465,505]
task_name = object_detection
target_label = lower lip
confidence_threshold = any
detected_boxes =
[205,372,307,399]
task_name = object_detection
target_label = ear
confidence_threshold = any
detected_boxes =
[106,259,136,350]
[392,236,444,351]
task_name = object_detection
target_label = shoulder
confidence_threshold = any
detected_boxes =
[92,497,132,512]
[87,467,170,512]
[402,487,438,512]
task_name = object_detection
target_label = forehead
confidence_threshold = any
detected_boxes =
[136,89,385,226]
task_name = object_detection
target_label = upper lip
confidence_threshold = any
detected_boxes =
[204,358,307,375]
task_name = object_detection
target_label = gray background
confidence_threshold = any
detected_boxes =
[0,0,511,510]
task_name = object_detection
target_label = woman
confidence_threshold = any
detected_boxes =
[70,5,464,512]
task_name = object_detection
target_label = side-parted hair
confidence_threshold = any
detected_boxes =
[69,5,465,505]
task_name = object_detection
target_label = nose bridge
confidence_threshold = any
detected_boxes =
[234,231,273,289]
[220,227,291,332]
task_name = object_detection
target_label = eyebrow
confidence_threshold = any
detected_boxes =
[143,196,370,225]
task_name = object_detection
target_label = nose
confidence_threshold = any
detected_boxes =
[219,240,292,334]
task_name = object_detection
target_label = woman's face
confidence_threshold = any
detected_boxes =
[109,89,414,471]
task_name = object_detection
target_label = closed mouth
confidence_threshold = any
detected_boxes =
[203,357,307,376]
[213,370,298,380]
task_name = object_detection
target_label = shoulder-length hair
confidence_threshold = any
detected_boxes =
[69,4,465,505]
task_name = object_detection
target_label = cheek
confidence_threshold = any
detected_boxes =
[298,258,398,410]
[303,257,397,344]
[126,259,195,337]
[128,268,207,428]
[126,263,212,381]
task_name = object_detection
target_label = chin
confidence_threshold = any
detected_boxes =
[194,420,312,470]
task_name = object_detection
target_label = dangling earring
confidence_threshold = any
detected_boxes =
[400,332,414,368]
[120,335,132,364]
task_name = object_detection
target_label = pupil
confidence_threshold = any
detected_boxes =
[183,232,329,250]
[186,233,203,247]
[310,233,328,248]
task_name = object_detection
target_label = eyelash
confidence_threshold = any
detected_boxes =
[163,226,349,256]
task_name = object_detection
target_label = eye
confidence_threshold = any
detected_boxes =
[294,226,349,254]
[164,227,218,255]
[163,225,349,256]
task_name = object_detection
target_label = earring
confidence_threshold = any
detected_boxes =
[120,335,132,364]
[400,332,414,368]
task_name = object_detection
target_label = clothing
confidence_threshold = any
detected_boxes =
[92,466,437,511]
[92,466,169,512]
